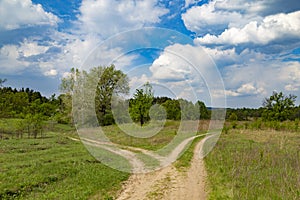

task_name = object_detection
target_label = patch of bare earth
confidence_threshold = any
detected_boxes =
[116,139,207,200]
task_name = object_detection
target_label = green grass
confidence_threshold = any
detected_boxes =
[174,136,203,170]
[0,131,129,200]
[101,120,180,151]
[205,129,300,199]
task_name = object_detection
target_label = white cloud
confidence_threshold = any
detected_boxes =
[19,40,49,57]
[41,33,138,78]
[129,74,151,89]
[279,62,300,92]
[196,11,300,45]
[184,0,199,8]
[44,69,57,77]
[78,0,168,38]
[221,60,300,106]
[236,83,265,95]
[182,0,263,35]
[0,0,59,30]
[148,43,226,106]
[279,62,300,82]
[0,39,53,74]
[150,51,191,81]
[285,84,299,91]
[197,43,300,106]
[0,44,30,73]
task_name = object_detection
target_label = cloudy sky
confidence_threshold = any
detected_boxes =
[0,0,300,108]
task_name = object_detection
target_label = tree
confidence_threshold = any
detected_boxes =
[129,83,154,126]
[60,65,129,126]
[197,100,210,119]
[93,65,129,125]
[162,99,181,120]
[262,91,297,121]
[178,99,199,120]
[229,112,238,121]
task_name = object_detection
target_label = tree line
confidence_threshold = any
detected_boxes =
[226,91,300,122]
[1,65,299,133]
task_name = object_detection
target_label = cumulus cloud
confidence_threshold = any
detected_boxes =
[0,0,59,30]
[196,44,300,106]
[148,43,226,106]
[129,74,151,89]
[44,69,57,77]
[0,44,30,73]
[19,39,49,57]
[149,44,218,85]
[182,1,255,35]
[279,62,300,91]
[196,11,300,45]
[221,60,300,106]
[236,83,264,95]
[182,0,300,36]
[0,39,58,74]
[77,0,168,38]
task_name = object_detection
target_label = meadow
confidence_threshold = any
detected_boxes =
[0,119,206,199]
[205,122,300,199]
[1,118,300,199]
[0,123,129,200]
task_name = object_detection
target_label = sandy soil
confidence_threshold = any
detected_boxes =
[116,139,208,200]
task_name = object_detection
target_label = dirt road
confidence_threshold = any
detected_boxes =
[116,139,207,200]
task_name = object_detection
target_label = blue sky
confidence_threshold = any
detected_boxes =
[0,0,300,108]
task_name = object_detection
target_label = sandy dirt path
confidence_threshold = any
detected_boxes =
[116,138,208,200]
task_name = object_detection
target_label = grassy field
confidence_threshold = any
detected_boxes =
[0,119,208,199]
[0,131,129,200]
[205,128,300,199]
[4,117,299,199]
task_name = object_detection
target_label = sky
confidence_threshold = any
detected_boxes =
[0,0,300,108]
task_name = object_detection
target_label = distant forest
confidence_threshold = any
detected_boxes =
[1,66,299,128]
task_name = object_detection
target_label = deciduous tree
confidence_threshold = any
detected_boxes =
[129,83,153,126]
[262,91,297,121]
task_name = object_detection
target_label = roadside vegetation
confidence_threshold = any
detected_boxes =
[205,124,300,199]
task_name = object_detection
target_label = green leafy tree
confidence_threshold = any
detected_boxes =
[162,99,181,120]
[229,112,238,121]
[60,65,129,126]
[178,99,199,120]
[197,100,210,119]
[93,65,129,125]
[129,83,154,126]
[262,91,297,121]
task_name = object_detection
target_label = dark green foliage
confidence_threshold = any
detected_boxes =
[0,87,58,119]
[162,99,181,120]
[226,107,264,121]
[197,100,210,119]
[262,91,297,121]
[228,112,238,121]
[94,65,129,126]
[129,83,153,126]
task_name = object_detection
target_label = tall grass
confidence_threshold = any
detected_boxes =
[205,129,300,199]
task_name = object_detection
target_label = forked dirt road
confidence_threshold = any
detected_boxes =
[116,139,208,200]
